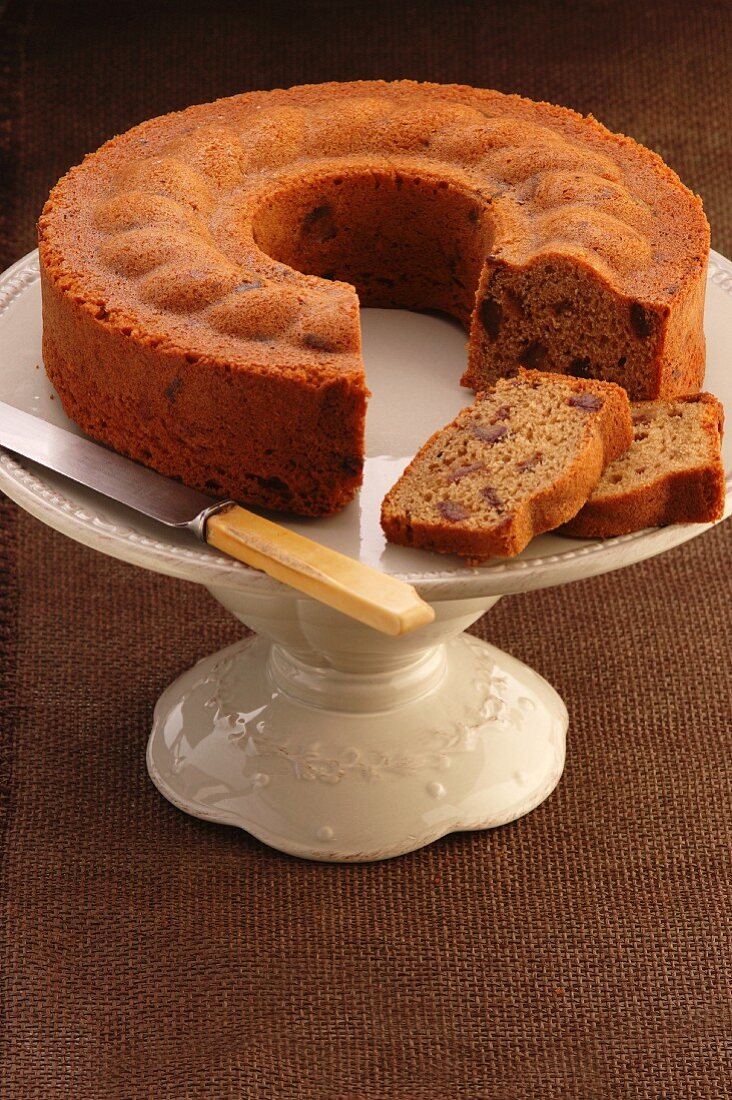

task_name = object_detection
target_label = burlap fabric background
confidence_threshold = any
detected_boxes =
[1,2,731,1096]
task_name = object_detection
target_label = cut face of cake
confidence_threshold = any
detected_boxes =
[562,393,726,537]
[380,369,633,562]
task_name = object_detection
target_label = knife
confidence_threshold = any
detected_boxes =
[0,400,435,636]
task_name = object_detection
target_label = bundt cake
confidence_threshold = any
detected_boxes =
[38,80,709,516]
[380,369,633,561]
[562,393,725,537]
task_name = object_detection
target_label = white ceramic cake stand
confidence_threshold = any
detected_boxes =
[2,251,731,861]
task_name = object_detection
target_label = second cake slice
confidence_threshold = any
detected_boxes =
[381,369,633,562]
[562,393,725,537]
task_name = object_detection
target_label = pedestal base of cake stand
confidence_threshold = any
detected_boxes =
[147,589,567,861]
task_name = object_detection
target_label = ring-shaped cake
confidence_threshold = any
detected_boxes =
[39,80,709,515]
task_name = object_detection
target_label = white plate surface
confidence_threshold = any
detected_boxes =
[0,250,730,598]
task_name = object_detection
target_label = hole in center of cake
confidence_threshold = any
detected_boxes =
[251,168,493,330]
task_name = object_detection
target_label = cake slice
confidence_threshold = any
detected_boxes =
[381,369,633,562]
[562,393,726,537]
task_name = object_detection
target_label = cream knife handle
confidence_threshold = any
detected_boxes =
[203,504,435,637]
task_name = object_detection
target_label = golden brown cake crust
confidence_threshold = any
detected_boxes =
[380,370,633,562]
[38,80,709,515]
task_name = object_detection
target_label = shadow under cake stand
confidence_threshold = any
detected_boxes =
[1,250,731,861]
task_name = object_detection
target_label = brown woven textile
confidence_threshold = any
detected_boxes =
[1,2,731,1096]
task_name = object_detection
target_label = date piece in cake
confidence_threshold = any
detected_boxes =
[562,393,726,537]
[380,369,633,562]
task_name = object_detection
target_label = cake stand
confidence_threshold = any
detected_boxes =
[2,250,731,861]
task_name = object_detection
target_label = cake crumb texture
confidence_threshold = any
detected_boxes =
[380,369,633,561]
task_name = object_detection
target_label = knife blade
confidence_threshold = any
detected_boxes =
[0,400,435,636]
